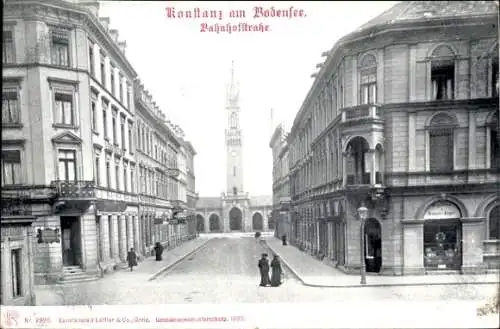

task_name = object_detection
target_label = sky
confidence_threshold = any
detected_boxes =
[98,1,399,197]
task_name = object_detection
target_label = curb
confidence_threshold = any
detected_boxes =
[263,240,499,288]
[147,240,210,281]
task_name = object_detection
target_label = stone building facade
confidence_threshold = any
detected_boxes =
[195,62,273,233]
[286,1,499,275]
[270,124,291,240]
[1,0,197,285]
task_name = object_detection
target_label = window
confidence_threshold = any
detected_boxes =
[3,30,14,63]
[2,88,20,124]
[233,186,237,195]
[115,164,120,190]
[55,92,73,125]
[126,82,131,109]
[119,74,124,102]
[100,52,106,87]
[155,145,158,159]
[102,102,108,139]
[1,150,22,185]
[428,114,454,172]
[95,156,101,186]
[233,166,236,177]
[423,220,461,270]
[490,112,499,169]
[106,161,111,188]
[58,150,76,181]
[110,64,116,95]
[430,45,455,101]
[489,206,500,240]
[51,29,69,67]
[91,99,97,131]
[359,54,377,105]
[121,120,125,149]
[11,249,22,298]
[112,115,117,144]
[130,166,135,193]
[88,41,95,76]
[492,58,499,98]
[128,125,133,152]
[123,167,128,192]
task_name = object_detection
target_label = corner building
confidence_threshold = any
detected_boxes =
[287,1,499,275]
[2,0,197,285]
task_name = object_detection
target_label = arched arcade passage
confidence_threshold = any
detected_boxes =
[229,207,242,231]
[252,212,263,231]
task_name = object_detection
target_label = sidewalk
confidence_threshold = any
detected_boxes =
[113,237,210,281]
[265,238,500,288]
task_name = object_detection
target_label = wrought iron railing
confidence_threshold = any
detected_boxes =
[51,180,96,199]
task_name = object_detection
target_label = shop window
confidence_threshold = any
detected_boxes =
[423,220,462,270]
[428,113,455,172]
[430,45,455,101]
[489,205,500,240]
[11,248,22,298]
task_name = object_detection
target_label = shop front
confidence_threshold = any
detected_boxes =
[402,199,482,274]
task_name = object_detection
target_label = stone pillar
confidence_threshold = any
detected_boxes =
[461,217,486,274]
[27,228,36,305]
[111,215,119,261]
[101,215,110,260]
[126,215,134,252]
[402,220,425,275]
[133,216,140,254]
[118,215,127,261]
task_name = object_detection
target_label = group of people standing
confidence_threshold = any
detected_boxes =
[258,253,283,287]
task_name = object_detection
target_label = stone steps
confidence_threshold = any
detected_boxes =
[59,266,99,284]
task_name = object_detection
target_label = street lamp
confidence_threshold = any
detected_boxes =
[357,202,369,285]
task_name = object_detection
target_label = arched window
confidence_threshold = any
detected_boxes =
[488,205,500,240]
[430,45,455,101]
[428,113,455,172]
[232,186,237,195]
[359,54,377,105]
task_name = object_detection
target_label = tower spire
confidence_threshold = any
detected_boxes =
[227,60,239,107]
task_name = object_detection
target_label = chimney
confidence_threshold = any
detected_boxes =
[79,1,100,17]
[99,17,110,31]
[118,40,127,55]
[109,29,119,43]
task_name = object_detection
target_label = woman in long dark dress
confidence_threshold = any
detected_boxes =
[258,253,271,286]
[126,248,138,271]
[270,255,282,287]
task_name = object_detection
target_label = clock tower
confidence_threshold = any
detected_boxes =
[225,61,244,195]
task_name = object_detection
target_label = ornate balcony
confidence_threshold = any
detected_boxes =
[51,180,96,200]
[341,104,382,123]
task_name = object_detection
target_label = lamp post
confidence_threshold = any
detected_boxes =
[357,203,369,285]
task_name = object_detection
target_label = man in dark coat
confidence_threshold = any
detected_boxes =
[126,248,138,271]
[258,253,271,287]
[154,242,164,261]
[270,254,282,287]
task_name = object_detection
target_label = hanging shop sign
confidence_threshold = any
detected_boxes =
[423,201,461,220]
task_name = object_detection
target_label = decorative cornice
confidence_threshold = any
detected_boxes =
[2,139,26,146]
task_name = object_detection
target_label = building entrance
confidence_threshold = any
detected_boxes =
[229,207,242,231]
[60,216,82,267]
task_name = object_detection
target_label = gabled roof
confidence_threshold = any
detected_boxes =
[357,1,498,32]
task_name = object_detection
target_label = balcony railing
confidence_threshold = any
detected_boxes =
[51,180,96,200]
[346,173,371,185]
[342,104,382,123]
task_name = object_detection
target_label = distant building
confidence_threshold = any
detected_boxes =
[195,62,273,233]
[269,124,291,240]
[285,1,499,275]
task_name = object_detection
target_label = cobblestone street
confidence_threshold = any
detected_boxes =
[35,237,498,306]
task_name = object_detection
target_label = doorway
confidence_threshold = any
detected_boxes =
[209,214,221,232]
[252,212,263,231]
[229,207,242,231]
[364,218,382,273]
[60,216,82,267]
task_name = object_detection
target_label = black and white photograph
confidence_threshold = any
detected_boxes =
[1,1,499,328]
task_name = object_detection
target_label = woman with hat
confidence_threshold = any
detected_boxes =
[270,254,283,287]
[258,253,271,286]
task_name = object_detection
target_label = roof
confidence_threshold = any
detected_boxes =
[196,197,221,209]
[357,1,498,32]
[250,195,273,207]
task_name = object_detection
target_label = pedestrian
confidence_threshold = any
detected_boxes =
[281,235,287,246]
[154,242,164,261]
[270,254,283,287]
[127,248,138,271]
[258,253,271,287]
